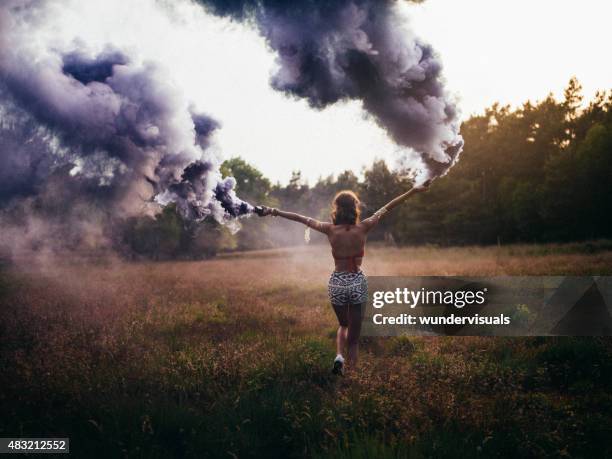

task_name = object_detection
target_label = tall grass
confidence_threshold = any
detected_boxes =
[1,244,611,457]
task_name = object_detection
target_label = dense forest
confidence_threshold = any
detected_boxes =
[124,79,612,258]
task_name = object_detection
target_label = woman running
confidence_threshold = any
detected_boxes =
[259,181,430,374]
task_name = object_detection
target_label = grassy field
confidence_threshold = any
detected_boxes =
[1,243,612,458]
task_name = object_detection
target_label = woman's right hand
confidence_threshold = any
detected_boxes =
[413,179,432,193]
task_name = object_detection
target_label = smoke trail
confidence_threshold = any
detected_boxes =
[0,0,253,239]
[195,0,463,178]
[0,0,463,262]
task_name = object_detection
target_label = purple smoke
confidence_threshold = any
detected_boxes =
[197,0,463,178]
[0,0,464,257]
[0,1,253,227]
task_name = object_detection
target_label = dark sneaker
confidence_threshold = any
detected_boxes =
[332,359,344,376]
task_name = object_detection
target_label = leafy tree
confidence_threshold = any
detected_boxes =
[220,157,276,250]
[120,79,612,257]
[361,160,407,241]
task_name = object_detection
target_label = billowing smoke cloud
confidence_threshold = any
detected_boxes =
[0,0,462,259]
[196,0,463,178]
[0,0,253,248]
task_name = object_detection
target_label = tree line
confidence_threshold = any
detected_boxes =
[123,78,612,259]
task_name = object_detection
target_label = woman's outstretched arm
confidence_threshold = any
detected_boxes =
[361,180,431,230]
[380,179,431,213]
[259,207,330,234]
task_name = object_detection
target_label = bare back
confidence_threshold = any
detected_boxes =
[327,218,378,272]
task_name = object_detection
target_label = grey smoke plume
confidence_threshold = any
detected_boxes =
[0,0,463,260]
[0,0,253,235]
[196,0,463,178]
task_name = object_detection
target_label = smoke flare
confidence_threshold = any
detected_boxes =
[0,1,253,234]
[196,0,464,178]
[0,0,463,260]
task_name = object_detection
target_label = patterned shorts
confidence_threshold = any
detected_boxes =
[328,271,368,306]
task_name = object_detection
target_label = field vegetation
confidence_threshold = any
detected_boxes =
[1,244,612,458]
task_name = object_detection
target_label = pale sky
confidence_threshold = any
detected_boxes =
[34,0,612,183]
[406,1,612,117]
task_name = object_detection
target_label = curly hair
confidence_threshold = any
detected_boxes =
[331,190,361,225]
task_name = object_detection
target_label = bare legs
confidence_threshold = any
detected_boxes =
[332,303,364,369]
[336,325,348,358]
[346,304,362,367]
